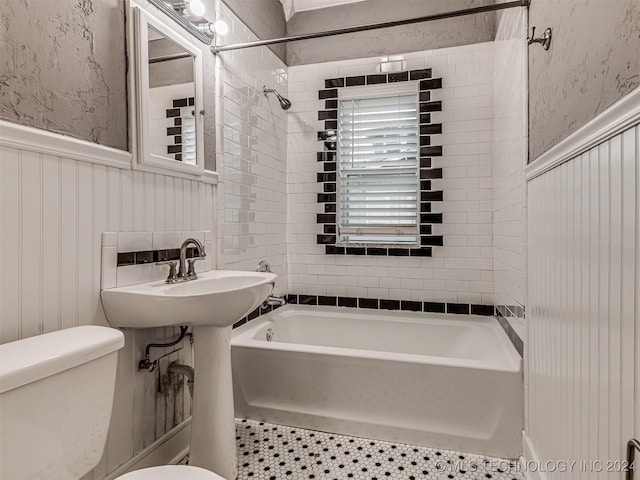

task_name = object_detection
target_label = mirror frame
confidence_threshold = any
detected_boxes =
[130,2,205,176]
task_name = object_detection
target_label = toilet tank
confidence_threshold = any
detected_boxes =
[0,326,125,480]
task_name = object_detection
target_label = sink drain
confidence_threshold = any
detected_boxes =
[266,328,274,342]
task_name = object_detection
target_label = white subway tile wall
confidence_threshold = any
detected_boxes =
[287,43,496,305]
[214,1,288,295]
[493,9,527,338]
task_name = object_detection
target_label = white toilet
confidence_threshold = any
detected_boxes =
[0,326,225,480]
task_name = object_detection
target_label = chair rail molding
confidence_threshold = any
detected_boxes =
[0,120,133,169]
[526,86,640,181]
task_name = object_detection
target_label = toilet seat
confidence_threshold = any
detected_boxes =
[116,465,225,480]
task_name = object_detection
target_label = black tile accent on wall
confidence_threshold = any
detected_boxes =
[317,193,336,203]
[316,68,444,259]
[419,78,443,90]
[319,89,338,99]
[298,295,318,305]
[317,152,336,162]
[325,245,345,255]
[324,162,337,172]
[317,214,336,223]
[420,213,443,224]
[410,68,432,80]
[471,304,495,316]
[388,71,409,82]
[401,301,422,312]
[165,108,181,118]
[345,75,366,86]
[380,299,400,310]
[420,124,443,135]
[420,146,443,157]
[167,126,181,135]
[367,74,387,84]
[421,191,443,202]
[447,303,470,314]
[419,101,442,113]
[419,91,431,102]
[420,235,444,246]
[325,78,345,88]
[167,145,182,154]
[173,98,188,108]
[358,298,378,309]
[420,168,443,179]
[318,295,337,306]
[174,118,182,126]
[423,302,446,313]
[420,158,432,169]
[410,248,432,256]
[317,235,337,244]
[338,296,357,307]
[318,110,337,120]
[317,172,336,182]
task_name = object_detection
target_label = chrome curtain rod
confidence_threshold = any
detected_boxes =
[211,0,530,54]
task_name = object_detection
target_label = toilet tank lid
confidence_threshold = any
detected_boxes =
[0,326,124,394]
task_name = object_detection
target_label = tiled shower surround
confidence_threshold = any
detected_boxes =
[287,43,497,306]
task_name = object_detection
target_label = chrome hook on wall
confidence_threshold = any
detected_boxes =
[528,27,552,50]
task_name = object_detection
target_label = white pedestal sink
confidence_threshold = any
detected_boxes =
[101,270,277,479]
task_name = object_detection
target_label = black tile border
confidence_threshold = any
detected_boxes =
[232,294,523,357]
[316,68,444,258]
[116,247,201,266]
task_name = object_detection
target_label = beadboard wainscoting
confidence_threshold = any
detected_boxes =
[0,121,216,479]
[525,89,639,480]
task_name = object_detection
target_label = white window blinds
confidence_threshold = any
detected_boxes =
[337,88,419,245]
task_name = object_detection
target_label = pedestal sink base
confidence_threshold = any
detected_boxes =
[189,325,237,480]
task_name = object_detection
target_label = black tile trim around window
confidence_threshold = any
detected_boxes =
[232,294,523,357]
[317,69,444,257]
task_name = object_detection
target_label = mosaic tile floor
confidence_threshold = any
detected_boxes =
[235,419,524,480]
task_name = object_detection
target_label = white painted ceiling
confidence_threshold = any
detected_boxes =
[279,0,368,20]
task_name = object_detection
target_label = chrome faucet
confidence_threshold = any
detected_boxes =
[157,238,206,283]
[179,238,206,280]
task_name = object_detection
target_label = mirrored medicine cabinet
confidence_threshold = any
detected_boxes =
[129,2,205,176]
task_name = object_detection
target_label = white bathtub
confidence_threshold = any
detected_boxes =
[231,305,523,459]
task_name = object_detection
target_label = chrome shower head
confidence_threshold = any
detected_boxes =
[263,86,292,110]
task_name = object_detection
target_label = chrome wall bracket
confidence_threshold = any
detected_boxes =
[528,27,552,50]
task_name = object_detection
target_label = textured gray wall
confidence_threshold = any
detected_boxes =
[221,0,287,62]
[529,0,640,160]
[0,0,128,151]
[285,0,497,66]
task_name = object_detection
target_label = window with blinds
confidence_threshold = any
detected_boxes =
[337,85,419,245]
